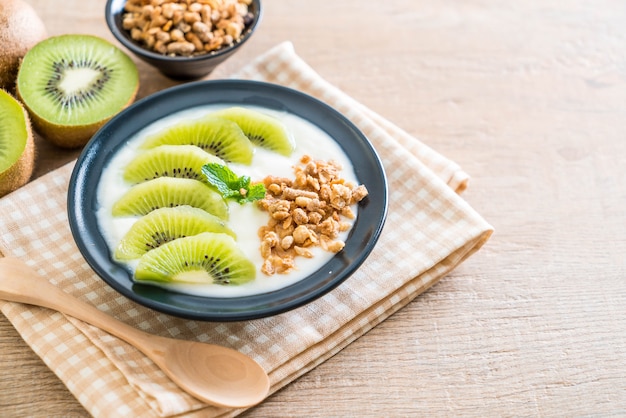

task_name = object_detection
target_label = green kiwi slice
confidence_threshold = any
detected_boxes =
[210,106,295,156]
[114,206,235,261]
[140,116,254,164]
[0,89,35,197]
[112,177,228,219]
[16,34,139,148]
[134,232,256,285]
[123,144,224,184]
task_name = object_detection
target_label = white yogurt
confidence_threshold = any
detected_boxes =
[96,104,358,297]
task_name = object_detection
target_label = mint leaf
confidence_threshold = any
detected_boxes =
[243,183,267,203]
[202,163,237,197]
[202,163,266,204]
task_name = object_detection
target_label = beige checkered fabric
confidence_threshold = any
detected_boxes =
[0,42,492,417]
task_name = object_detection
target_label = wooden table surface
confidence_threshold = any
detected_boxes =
[2,0,626,416]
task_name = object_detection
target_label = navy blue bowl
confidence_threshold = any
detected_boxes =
[68,80,388,321]
[105,0,261,80]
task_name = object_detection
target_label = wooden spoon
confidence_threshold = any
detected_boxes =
[0,257,270,408]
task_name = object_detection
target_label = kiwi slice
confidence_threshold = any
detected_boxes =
[140,116,254,164]
[134,232,256,285]
[123,144,224,184]
[210,107,295,156]
[114,206,235,261]
[0,89,35,197]
[112,177,228,219]
[16,34,139,148]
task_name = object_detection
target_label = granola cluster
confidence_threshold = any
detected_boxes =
[121,0,254,56]
[257,155,369,276]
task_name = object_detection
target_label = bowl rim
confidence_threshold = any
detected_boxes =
[67,79,388,321]
[104,0,262,62]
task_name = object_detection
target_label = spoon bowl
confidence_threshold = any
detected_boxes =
[0,257,270,408]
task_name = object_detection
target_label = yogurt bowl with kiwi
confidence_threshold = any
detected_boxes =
[68,80,387,321]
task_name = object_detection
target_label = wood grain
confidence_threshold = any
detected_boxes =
[2,0,626,416]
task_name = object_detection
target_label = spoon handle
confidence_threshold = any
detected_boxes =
[0,257,159,352]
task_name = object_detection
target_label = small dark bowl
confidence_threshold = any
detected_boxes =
[105,0,261,80]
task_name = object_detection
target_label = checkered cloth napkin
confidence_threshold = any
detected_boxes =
[0,42,492,417]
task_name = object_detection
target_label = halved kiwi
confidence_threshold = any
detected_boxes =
[112,177,229,219]
[0,89,35,197]
[134,232,256,285]
[210,106,295,156]
[123,144,224,184]
[114,205,235,261]
[140,116,254,164]
[16,34,139,148]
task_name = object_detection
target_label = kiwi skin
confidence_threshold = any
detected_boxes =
[16,35,140,149]
[16,100,126,149]
[0,89,35,197]
[0,0,47,92]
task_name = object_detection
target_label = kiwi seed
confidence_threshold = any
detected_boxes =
[16,34,139,148]
[0,89,35,197]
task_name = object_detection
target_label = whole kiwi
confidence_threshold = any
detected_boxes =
[0,0,47,92]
